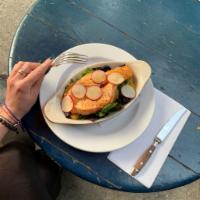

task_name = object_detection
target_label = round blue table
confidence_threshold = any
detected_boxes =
[6,0,200,192]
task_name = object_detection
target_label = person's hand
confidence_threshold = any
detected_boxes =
[3,59,52,119]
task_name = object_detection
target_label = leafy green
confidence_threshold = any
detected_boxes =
[97,102,119,118]
[80,68,94,77]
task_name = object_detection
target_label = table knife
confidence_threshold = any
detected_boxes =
[131,108,187,176]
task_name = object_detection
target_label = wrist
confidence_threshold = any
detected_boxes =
[3,103,23,120]
[0,106,22,134]
[0,106,16,123]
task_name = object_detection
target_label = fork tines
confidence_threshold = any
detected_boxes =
[67,52,88,58]
[53,52,88,66]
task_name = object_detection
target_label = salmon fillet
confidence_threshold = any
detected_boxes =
[64,65,133,115]
[72,83,117,115]
[106,65,133,79]
[76,73,96,87]
[76,65,133,86]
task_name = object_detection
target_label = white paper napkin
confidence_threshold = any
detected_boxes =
[108,89,191,188]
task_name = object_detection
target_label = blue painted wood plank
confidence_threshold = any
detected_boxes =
[0,74,197,191]
[170,114,200,173]
[161,0,200,34]
[23,101,198,192]
[70,0,200,72]
[9,15,78,66]
[8,0,200,191]
[9,0,200,173]
[26,0,200,116]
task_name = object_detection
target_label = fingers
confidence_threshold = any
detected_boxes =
[10,61,25,77]
[32,77,44,96]
[22,59,52,86]
[11,61,40,77]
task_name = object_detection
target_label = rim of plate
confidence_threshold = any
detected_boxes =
[39,43,155,152]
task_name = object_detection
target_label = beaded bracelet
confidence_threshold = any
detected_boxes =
[3,103,21,125]
[3,103,20,123]
[1,103,22,128]
[1,106,16,123]
[0,115,19,134]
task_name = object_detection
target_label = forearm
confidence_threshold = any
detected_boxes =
[0,123,8,141]
[0,107,14,141]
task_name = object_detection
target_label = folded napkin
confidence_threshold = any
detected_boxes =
[108,89,191,188]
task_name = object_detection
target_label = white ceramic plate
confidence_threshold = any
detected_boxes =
[39,43,155,152]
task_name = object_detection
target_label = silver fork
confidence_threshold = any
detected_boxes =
[53,52,88,66]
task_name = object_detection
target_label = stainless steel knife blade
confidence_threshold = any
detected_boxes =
[156,108,187,142]
[131,108,187,176]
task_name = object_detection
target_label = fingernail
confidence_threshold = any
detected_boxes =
[43,58,52,63]
[47,58,54,62]
[50,56,55,60]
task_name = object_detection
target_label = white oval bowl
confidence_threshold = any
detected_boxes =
[43,60,151,125]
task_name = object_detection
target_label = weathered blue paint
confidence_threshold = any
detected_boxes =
[17,0,200,115]
[7,0,200,192]
[22,101,199,192]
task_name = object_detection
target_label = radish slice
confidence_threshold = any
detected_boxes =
[92,70,106,84]
[121,84,136,99]
[71,84,86,99]
[108,73,125,85]
[61,95,73,112]
[86,86,102,100]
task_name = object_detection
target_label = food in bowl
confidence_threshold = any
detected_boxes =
[44,60,151,124]
[61,64,136,120]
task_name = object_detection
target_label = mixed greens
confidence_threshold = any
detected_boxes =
[97,102,120,118]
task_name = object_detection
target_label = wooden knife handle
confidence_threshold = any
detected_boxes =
[131,140,159,176]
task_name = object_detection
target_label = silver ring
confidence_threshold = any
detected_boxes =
[17,69,28,76]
